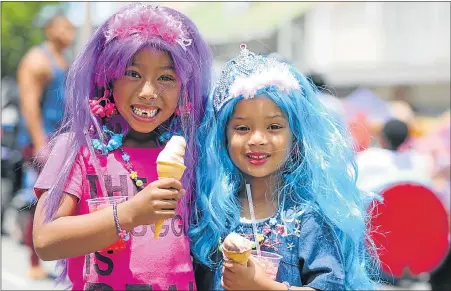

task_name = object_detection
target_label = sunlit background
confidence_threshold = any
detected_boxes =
[3,1,450,114]
[1,1,450,290]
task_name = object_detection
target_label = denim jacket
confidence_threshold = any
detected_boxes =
[207,204,345,291]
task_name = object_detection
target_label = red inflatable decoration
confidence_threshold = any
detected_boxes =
[368,183,450,278]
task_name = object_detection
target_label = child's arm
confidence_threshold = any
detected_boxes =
[33,178,184,261]
[222,258,315,290]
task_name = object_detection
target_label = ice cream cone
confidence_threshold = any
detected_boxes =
[154,220,164,239]
[155,161,186,239]
[223,250,251,266]
[157,161,186,180]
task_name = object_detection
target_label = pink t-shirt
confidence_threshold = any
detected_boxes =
[35,136,196,291]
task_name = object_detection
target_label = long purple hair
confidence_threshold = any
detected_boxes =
[39,3,212,284]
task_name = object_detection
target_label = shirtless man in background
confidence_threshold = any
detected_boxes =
[16,14,74,279]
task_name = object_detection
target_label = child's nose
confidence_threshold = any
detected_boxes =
[138,81,158,100]
[248,130,267,146]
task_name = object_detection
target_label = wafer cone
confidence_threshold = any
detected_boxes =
[223,249,251,266]
[157,161,186,180]
[155,161,186,239]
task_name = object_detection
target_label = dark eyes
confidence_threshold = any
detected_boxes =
[125,70,140,78]
[268,124,283,130]
[235,125,250,132]
[124,70,176,82]
[234,124,284,132]
[158,75,175,82]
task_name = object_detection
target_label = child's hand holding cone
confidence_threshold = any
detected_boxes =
[122,178,185,229]
[222,232,255,266]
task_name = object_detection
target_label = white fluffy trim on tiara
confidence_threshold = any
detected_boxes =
[229,66,301,99]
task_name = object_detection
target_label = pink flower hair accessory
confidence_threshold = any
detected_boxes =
[104,4,192,50]
[89,89,117,118]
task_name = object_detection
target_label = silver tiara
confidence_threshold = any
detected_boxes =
[213,44,300,112]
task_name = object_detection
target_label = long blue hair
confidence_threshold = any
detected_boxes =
[189,65,381,290]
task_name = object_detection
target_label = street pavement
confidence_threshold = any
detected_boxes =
[2,236,63,290]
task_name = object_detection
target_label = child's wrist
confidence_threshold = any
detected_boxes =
[117,202,135,232]
[254,276,285,291]
[266,281,290,291]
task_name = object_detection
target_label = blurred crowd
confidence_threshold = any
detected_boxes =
[311,75,451,290]
[310,73,450,211]
[1,5,450,291]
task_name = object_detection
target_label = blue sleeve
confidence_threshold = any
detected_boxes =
[298,213,345,290]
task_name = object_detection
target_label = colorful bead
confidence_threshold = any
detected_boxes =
[256,233,265,242]
[130,171,138,179]
[119,230,130,241]
[122,153,130,162]
[100,126,144,197]
[104,102,116,117]
[92,139,108,155]
[106,133,123,152]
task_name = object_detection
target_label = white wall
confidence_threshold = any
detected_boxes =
[302,2,450,86]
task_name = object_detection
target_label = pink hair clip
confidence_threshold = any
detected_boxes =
[104,4,192,49]
[89,89,117,118]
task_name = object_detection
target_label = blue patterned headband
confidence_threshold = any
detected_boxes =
[213,44,301,112]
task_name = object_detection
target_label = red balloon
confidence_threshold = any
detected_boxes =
[367,183,450,277]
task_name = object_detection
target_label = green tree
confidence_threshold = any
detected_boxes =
[1,2,61,78]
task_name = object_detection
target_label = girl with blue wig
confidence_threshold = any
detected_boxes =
[190,45,381,290]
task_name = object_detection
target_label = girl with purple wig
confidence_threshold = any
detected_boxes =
[31,3,212,290]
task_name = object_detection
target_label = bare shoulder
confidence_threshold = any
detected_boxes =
[19,47,51,76]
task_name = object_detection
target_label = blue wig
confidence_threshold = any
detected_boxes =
[189,48,381,290]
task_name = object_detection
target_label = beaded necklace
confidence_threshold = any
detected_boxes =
[92,125,146,190]
[92,124,183,191]
[117,146,145,189]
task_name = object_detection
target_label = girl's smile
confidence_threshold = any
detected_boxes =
[246,152,271,165]
[130,104,160,122]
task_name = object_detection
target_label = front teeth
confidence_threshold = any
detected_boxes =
[247,154,269,160]
[133,107,158,118]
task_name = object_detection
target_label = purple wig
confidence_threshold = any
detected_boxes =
[39,3,212,284]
